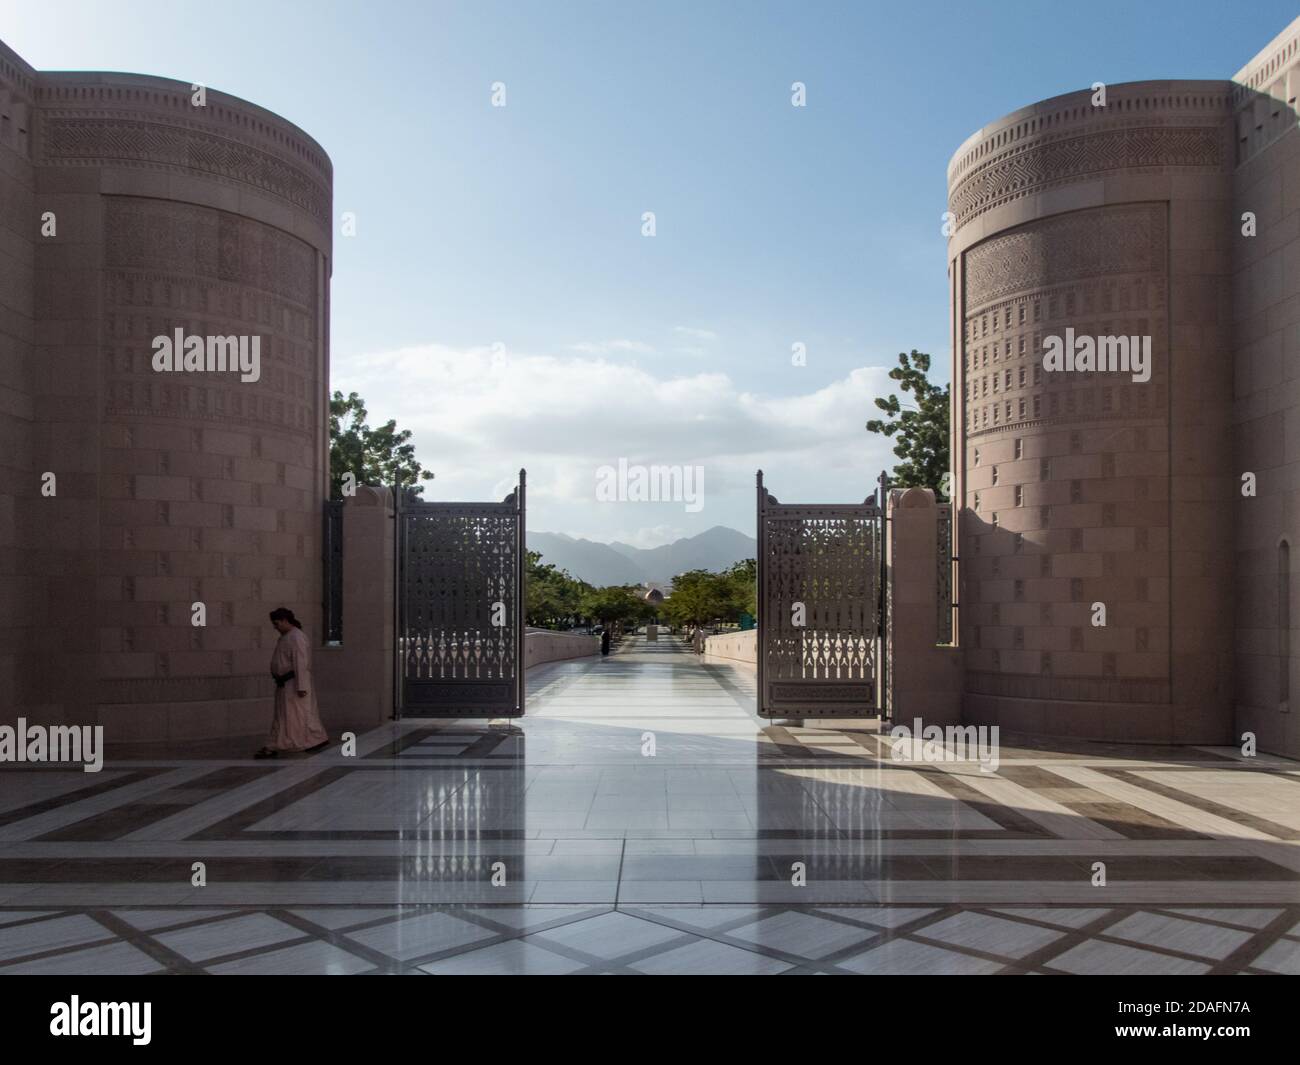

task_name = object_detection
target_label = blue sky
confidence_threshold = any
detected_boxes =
[7,0,1296,545]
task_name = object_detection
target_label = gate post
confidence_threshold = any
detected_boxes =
[756,470,766,714]
[886,487,963,726]
[314,486,397,729]
[516,468,526,716]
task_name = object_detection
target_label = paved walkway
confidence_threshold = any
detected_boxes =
[0,636,1298,974]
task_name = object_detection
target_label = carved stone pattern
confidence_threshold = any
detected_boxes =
[105,197,315,306]
[101,197,317,434]
[102,278,317,434]
[965,203,1166,310]
[42,115,330,226]
[957,204,1171,700]
[949,124,1221,231]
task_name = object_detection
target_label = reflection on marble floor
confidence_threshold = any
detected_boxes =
[0,637,1297,973]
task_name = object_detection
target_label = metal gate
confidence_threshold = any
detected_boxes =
[756,470,886,718]
[395,471,525,717]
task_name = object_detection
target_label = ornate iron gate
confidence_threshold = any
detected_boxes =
[756,471,886,718]
[396,471,525,717]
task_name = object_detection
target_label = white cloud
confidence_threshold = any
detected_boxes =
[568,339,654,355]
[673,326,718,341]
[332,342,899,536]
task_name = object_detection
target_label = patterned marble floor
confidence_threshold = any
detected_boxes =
[0,637,1297,974]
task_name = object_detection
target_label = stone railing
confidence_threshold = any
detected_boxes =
[704,629,757,665]
[525,629,600,668]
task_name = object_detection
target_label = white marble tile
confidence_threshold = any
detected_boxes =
[0,910,58,927]
[1104,911,1254,960]
[154,913,306,961]
[0,767,213,842]
[1248,937,1300,974]
[837,938,1006,975]
[914,911,1066,958]
[0,939,163,975]
[1049,939,1212,974]
[112,908,239,930]
[989,907,1111,928]
[621,905,764,930]
[1167,907,1283,929]
[463,905,610,932]
[630,937,793,975]
[209,940,376,975]
[813,906,938,928]
[529,911,684,958]
[0,913,113,961]
[343,911,495,961]
[289,907,413,930]
[727,910,879,959]
[419,939,589,975]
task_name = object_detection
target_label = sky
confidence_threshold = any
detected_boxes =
[5,0,1296,546]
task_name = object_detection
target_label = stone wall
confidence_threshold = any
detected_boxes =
[1,36,333,742]
[703,629,756,665]
[1230,20,1300,759]
[944,15,1300,758]
[886,488,963,726]
[947,80,1236,744]
[525,630,601,668]
[0,43,36,729]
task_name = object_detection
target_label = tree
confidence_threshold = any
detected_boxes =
[865,350,950,492]
[329,390,435,500]
[724,559,757,620]
[579,585,653,631]
[526,551,590,629]
[661,569,735,630]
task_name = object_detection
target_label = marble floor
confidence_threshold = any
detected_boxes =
[0,637,1297,974]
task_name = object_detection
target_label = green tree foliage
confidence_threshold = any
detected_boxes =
[661,564,755,629]
[525,551,591,629]
[579,585,655,630]
[724,559,757,619]
[329,390,435,500]
[865,350,950,492]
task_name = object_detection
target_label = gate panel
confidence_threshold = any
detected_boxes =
[397,471,525,717]
[756,471,884,718]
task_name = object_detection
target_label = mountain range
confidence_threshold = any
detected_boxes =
[528,526,756,587]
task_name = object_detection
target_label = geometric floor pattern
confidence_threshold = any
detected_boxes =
[2,637,1298,974]
[1,902,1297,974]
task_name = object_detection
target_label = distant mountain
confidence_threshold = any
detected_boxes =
[528,526,757,587]
[527,532,645,586]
